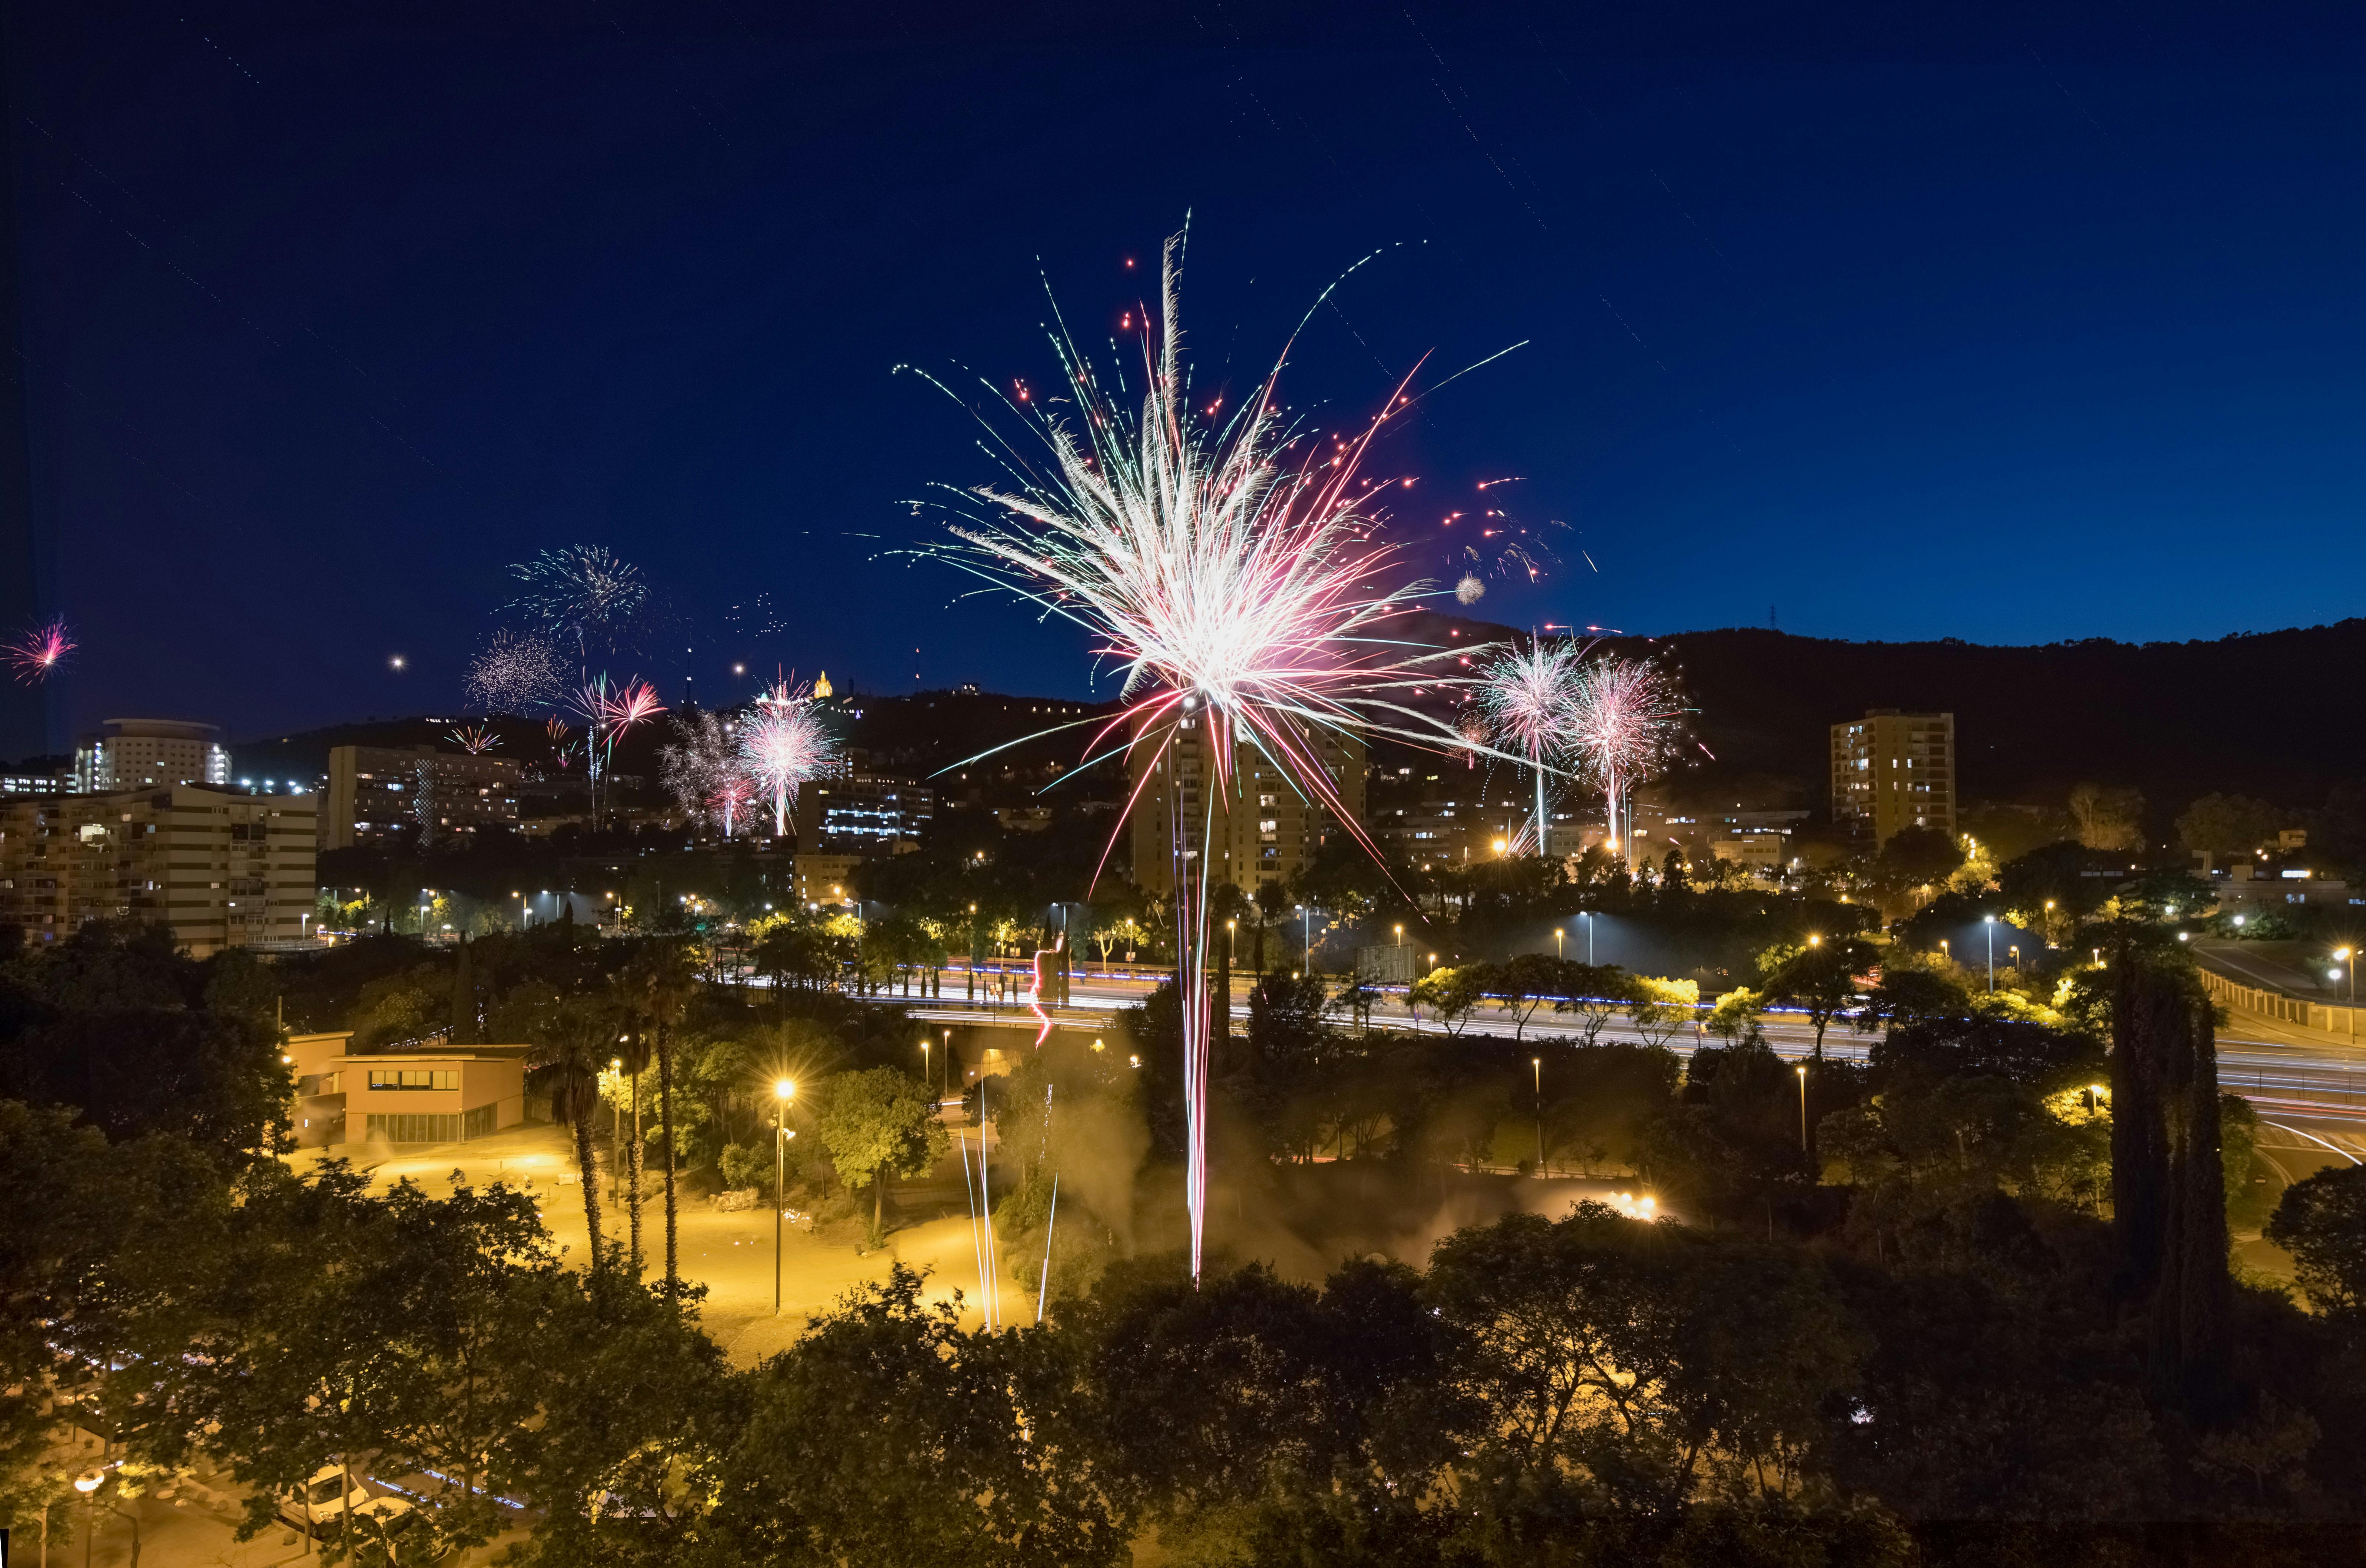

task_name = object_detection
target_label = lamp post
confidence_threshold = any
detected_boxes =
[773,1079,796,1315]
[1796,1064,1809,1153]
[1554,927,1564,962]
[920,1038,931,1092]
[942,1028,953,1094]
[76,1465,104,1568]
[1532,1056,1544,1172]
[1584,911,1593,964]
[1982,914,1996,991]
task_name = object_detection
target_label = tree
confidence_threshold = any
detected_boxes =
[2265,1163,2366,1318]
[532,994,613,1271]
[1552,964,1635,1046]
[2177,792,2286,863]
[1756,937,1877,1061]
[1493,953,1567,1040]
[2069,782,2146,851]
[1330,976,1381,1036]
[1408,966,1488,1037]
[2111,943,2233,1419]
[449,932,479,1044]
[709,1265,1125,1567]
[1625,975,1701,1050]
[1703,986,1767,1045]
[816,1067,951,1241]
[627,938,701,1297]
[1425,1204,1863,1518]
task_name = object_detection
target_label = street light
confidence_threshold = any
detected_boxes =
[773,1080,796,1315]
[1532,1056,1543,1171]
[1554,927,1564,961]
[920,1037,931,1089]
[1796,1064,1809,1153]
[2339,948,2356,1009]
[1982,914,1996,991]
[1583,910,1594,964]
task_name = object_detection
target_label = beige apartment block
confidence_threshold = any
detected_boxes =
[322,744,521,850]
[1128,717,1367,899]
[1831,709,1956,848]
[71,718,230,791]
[0,783,317,957]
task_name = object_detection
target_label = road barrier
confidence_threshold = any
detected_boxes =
[2197,966,2361,1038]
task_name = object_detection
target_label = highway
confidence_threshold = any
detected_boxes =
[854,963,2366,1123]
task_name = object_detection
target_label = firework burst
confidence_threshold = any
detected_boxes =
[1565,655,1692,863]
[464,628,566,714]
[446,723,503,755]
[662,710,758,838]
[570,674,666,828]
[506,546,649,665]
[1473,634,1589,853]
[5,618,73,684]
[912,231,1491,1281]
[739,678,837,838]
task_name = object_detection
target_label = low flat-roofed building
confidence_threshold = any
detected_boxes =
[285,1030,532,1147]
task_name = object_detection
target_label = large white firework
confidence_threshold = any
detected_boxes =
[1565,654,1691,864]
[913,231,1492,1281]
[661,710,756,838]
[1472,634,1589,855]
[739,678,837,838]
[464,628,566,714]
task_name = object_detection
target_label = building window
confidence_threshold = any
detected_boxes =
[369,1068,460,1091]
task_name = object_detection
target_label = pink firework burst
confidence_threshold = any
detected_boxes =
[570,675,666,827]
[739,677,838,838]
[6,618,74,684]
[1565,655,1692,863]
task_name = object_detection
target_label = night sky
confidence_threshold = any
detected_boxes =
[18,3,2366,743]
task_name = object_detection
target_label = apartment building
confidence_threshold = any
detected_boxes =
[792,774,936,853]
[72,718,230,791]
[321,744,521,850]
[1127,718,1367,898]
[0,783,317,956]
[1830,709,1956,847]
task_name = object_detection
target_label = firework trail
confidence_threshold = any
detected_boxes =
[739,677,837,838]
[464,628,566,714]
[543,715,583,772]
[570,674,665,828]
[446,723,502,755]
[910,231,1488,1282]
[1566,654,1690,863]
[506,546,649,667]
[661,710,756,838]
[4,618,73,684]
[1473,633,1589,853]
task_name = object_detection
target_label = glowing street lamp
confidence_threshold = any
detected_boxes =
[1796,1064,1809,1152]
[773,1079,797,1315]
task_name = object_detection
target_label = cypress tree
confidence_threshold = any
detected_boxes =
[2113,943,2233,1419]
[449,932,478,1045]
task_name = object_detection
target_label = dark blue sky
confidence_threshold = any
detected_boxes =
[17,3,2366,741]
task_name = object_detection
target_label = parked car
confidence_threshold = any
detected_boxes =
[276,1465,369,1535]
[349,1494,444,1563]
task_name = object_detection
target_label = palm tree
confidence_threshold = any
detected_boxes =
[536,997,611,1272]
[628,938,702,1296]
[604,972,653,1275]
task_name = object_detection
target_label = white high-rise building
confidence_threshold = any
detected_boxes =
[72,719,230,792]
